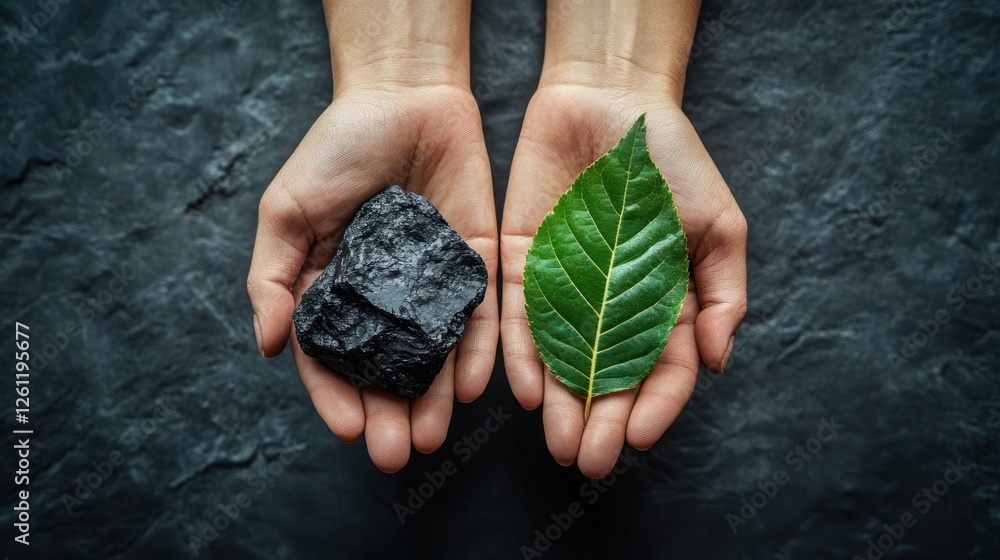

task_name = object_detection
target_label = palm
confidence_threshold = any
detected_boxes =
[501,85,747,478]
[250,86,498,472]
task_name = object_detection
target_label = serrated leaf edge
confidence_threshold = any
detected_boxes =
[522,114,690,423]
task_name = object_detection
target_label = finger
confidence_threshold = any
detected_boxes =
[578,388,638,479]
[643,116,748,373]
[501,121,582,410]
[500,264,544,409]
[411,353,455,454]
[419,120,499,404]
[692,205,748,372]
[542,370,585,466]
[248,181,311,357]
[361,388,411,473]
[291,334,365,443]
[454,236,499,403]
[627,291,700,451]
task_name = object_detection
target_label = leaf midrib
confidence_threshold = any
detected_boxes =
[585,135,639,423]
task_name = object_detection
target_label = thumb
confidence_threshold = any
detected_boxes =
[691,205,748,372]
[248,179,311,357]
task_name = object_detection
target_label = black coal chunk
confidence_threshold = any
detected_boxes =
[292,185,487,397]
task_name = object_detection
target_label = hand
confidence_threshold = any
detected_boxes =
[248,1,497,473]
[501,84,747,477]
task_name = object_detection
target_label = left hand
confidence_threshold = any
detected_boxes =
[500,83,748,478]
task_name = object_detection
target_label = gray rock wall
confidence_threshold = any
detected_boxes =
[1,0,997,558]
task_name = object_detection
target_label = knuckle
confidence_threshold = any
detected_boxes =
[734,212,749,239]
[701,207,748,255]
[257,190,280,223]
[587,414,622,435]
[722,209,748,241]
[258,190,287,223]
[259,179,300,224]
[736,294,749,320]
[644,383,691,417]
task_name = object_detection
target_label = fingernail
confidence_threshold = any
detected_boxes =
[253,314,264,357]
[721,335,735,372]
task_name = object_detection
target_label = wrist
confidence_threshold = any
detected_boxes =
[537,60,687,105]
[334,49,470,94]
[539,0,700,104]
[326,0,471,94]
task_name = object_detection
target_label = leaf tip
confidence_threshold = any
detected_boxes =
[634,113,648,132]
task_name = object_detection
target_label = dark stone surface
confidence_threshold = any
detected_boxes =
[1,0,998,559]
[293,185,487,398]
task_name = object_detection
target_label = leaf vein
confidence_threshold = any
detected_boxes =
[601,277,686,339]
[547,225,600,314]
[578,185,614,250]
[596,321,666,356]
[585,128,640,419]
[527,267,595,351]
[561,207,608,279]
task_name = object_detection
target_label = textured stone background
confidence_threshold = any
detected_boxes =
[2,0,998,558]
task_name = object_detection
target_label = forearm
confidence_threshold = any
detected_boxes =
[324,0,472,93]
[541,0,701,103]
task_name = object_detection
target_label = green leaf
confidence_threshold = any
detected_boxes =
[523,114,689,423]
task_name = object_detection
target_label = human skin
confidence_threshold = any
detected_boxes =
[247,0,498,473]
[501,0,749,478]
